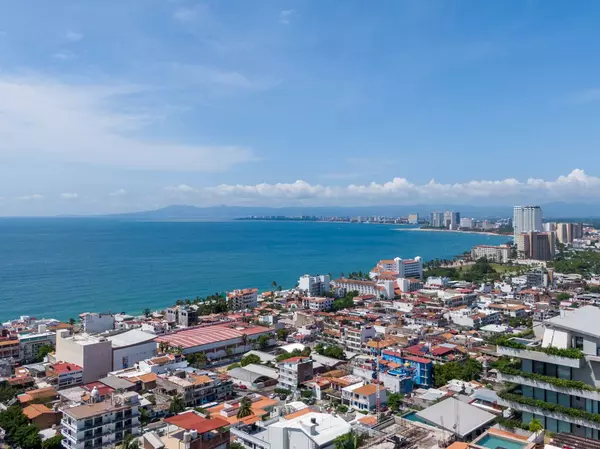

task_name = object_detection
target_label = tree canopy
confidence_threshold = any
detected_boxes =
[0,406,42,449]
[433,358,482,387]
[240,354,262,367]
[315,343,346,360]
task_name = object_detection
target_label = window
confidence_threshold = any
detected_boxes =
[573,336,584,350]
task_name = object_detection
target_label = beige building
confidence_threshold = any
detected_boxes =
[517,231,555,261]
[54,330,113,384]
[471,244,511,263]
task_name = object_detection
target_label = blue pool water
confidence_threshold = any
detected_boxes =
[403,412,431,425]
[476,434,527,449]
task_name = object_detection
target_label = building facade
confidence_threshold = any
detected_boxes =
[497,306,600,440]
[61,392,140,449]
[277,356,313,392]
[430,212,444,228]
[513,205,543,240]
[227,289,258,311]
[298,275,331,297]
[471,245,511,263]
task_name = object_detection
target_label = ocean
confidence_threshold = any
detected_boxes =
[0,218,509,321]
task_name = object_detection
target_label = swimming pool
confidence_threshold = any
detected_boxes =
[403,412,431,425]
[475,434,527,449]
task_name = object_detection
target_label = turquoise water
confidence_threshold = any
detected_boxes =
[476,434,527,449]
[0,218,508,321]
[403,412,431,425]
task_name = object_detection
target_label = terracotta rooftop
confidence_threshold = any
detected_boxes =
[165,412,229,433]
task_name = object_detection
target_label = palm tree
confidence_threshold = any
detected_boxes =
[143,308,151,318]
[529,418,543,434]
[272,281,278,291]
[334,431,365,449]
[240,333,248,348]
[236,397,254,419]
[169,394,186,415]
[120,433,140,449]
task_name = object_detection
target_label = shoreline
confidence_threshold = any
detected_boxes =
[394,227,512,238]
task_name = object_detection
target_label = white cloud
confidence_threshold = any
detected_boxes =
[64,31,84,42]
[60,192,79,199]
[173,4,205,23]
[109,189,127,197]
[0,75,255,172]
[18,194,44,201]
[52,51,77,61]
[201,169,600,206]
[165,184,197,193]
[279,9,295,25]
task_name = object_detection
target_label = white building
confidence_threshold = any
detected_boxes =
[513,205,542,240]
[81,313,115,334]
[342,383,387,411]
[61,391,140,449]
[471,245,511,263]
[425,276,450,288]
[227,288,258,311]
[302,297,333,312]
[18,330,56,364]
[231,412,351,449]
[397,277,423,293]
[298,275,331,297]
[334,279,395,299]
[343,326,376,353]
[107,330,157,371]
[408,213,419,224]
[460,217,473,229]
[277,356,313,392]
[396,257,423,278]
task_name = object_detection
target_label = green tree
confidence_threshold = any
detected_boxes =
[143,308,152,318]
[231,443,245,449]
[36,344,55,362]
[68,317,76,326]
[241,354,262,367]
[387,392,404,412]
[433,359,482,387]
[0,382,17,403]
[315,344,346,360]
[227,362,241,370]
[257,334,271,350]
[42,434,63,449]
[236,397,254,419]
[529,418,543,433]
[120,433,140,449]
[276,328,290,341]
[186,352,208,368]
[168,395,186,415]
[13,425,42,449]
[334,431,365,449]
[556,292,571,301]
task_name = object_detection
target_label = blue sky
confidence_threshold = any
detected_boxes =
[1,0,600,214]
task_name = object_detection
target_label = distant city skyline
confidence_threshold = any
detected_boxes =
[2,1,600,215]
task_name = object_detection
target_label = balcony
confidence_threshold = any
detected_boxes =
[498,371,600,401]
[498,393,600,431]
[497,345,583,368]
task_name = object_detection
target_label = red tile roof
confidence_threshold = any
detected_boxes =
[165,412,230,433]
[51,362,83,374]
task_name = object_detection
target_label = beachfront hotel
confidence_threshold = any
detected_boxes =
[497,306,600,440]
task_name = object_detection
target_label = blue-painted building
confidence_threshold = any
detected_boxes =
[382,350,434,388]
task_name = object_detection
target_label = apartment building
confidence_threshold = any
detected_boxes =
[460,217,473,229]
[471,245,511,263]
[497,306,600,439]
[227,288,258,311]
[343,326,376,353]
[517,231,556,260]
[513,205,543,240]
[61,392,141,449]
[0,331,20,362]
[81,313,115,334]
[166,306,199,327]
[397,277,423,293]
[156,371,233,407]
[430,212,444,228]
[382,350,433,387]
[298,275,331,296]
[277,356,313,392]
[302,297,333,312]
[18,330,56,364]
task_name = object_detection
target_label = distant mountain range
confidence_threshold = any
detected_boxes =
[96,202,600,220]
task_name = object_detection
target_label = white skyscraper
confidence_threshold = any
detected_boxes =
[513,206,543,240]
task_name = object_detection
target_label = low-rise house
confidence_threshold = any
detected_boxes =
[302,297,333,312]
[146,411,231,449]
[23,404,61,429]
[230,411,351,449]
[206,394,278,426]
[342,382,387,411]
[17,387,58,406]
[46,362,84,389]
